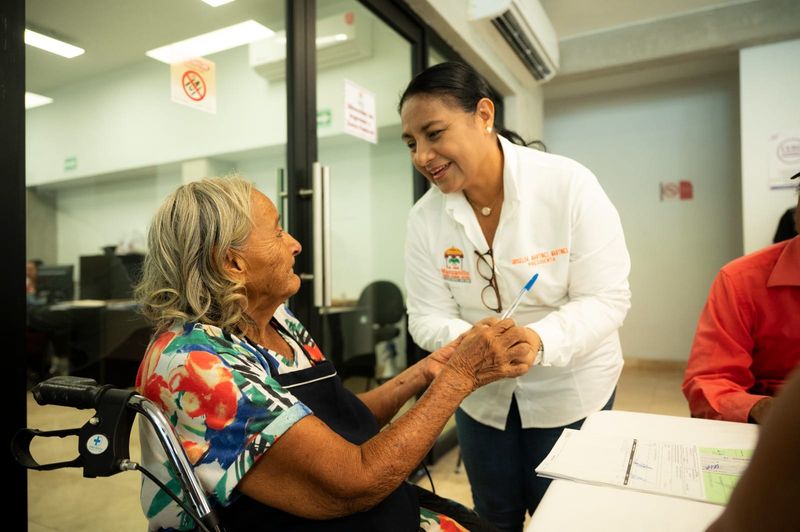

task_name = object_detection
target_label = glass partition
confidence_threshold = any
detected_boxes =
[25,0,286,528]
[315,0,415,385]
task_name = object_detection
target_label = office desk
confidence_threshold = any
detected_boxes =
[30,300,151,386]
[527,411,760,532]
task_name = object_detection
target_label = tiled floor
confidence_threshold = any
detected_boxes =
[25,360,688,531]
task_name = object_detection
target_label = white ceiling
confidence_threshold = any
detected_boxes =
[539,0,754,39]
[25,0,760,94]
[25,0,285,93]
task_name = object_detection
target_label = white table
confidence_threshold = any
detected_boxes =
[527,410,760,532]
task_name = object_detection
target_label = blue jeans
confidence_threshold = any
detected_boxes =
[455,391,616,532]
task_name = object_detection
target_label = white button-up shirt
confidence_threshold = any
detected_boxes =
[405,136,631,429]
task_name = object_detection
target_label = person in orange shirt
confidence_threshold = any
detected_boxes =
[683,172,800,423]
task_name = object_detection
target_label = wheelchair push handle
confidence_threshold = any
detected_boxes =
[32,376,114,410]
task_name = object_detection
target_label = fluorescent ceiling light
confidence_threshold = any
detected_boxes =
[316,33,348,46]
[274,33,348,46]
[202,0,236,6]
[146,20,274,64]
[25,92,54,109]
[24,29,85,58]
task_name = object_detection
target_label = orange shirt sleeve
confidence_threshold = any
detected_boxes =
[682,270,767,422]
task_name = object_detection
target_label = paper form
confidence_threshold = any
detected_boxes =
[535,429,752,505]
[699,447,752,504]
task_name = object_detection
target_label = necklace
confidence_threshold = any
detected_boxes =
[465,192,502,217]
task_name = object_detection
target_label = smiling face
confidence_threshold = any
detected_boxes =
[400,94,495,194]
[233,190,302,308]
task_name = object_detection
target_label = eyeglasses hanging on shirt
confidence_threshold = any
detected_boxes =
[475,248,502,313]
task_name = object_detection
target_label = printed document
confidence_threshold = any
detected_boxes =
[535,429,752,505]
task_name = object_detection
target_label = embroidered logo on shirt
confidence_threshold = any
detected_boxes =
[441,246,472,283]
[511,247,569,267]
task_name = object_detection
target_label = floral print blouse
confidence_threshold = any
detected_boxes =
[135,304,465,531]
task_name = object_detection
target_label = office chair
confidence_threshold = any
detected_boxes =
[13,376,225,532]
[339,280,405,390]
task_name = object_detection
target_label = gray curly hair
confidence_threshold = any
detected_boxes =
[135,175,254,333]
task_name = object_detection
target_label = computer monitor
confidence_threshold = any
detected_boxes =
[36,264,75,303]
[115,253,144,298]
[80,253,145,300]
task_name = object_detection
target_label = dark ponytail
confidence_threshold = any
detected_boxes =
[398,61,546,151]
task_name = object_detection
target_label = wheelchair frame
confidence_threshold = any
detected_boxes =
[12,376,224,532]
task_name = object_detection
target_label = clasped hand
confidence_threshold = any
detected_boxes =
[426,319,536,391]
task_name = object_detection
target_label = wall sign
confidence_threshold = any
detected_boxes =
[343,79,377,144]
[768,130,800,189]
[317,108,332,128]
[171,58,216,114]
[660,180,693,201]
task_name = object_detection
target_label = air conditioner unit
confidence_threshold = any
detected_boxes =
[469,0,559,82]
[250,10,373,81]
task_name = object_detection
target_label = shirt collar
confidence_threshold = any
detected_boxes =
[497,134,521,204]
[768,236,800,287]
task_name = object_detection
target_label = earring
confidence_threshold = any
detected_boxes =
[486,126,493,133]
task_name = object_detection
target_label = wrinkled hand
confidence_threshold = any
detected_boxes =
[444,319,535,392]
[474,316,500,327]
[421,334,465,383]
[477,317,542,355]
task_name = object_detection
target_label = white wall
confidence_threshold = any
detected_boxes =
[25,46,285,186]
[52,155,286,287]
[26,189,57,264]
[56,172,180,281]
[740,39,800,253]
[545,73,741,361]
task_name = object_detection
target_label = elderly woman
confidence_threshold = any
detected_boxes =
[134,176,535,531]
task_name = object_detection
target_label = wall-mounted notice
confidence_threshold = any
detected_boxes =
[171,57,216,114]
[660,180,693,201]
[768,130,800,189]
[344,79,377,144]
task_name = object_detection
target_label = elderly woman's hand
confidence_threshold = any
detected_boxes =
[420,335,464,383]
[442,319,535,392]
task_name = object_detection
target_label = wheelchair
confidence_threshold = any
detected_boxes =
[12,376,224,532]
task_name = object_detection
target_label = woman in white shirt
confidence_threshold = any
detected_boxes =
[400,62,631,532]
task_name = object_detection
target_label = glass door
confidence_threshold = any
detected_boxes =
[24,0,287,528]
[312,0,416,385]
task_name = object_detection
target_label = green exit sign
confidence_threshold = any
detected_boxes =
[317,108,332,128]
[64,156,77,171]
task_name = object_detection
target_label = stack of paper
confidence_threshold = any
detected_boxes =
[535,429,752,505]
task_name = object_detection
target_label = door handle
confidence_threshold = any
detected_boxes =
[277,167,287,230]
[311,162,332,308]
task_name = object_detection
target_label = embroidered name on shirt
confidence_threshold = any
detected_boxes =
[441,246,472,283]
[512,247,568,267]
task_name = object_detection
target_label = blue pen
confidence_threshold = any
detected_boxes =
[500,273,539,320]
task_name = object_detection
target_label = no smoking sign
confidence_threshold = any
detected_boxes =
[171,58,216,113]
[182,70,207,101]
[660,180,693,201]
